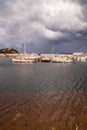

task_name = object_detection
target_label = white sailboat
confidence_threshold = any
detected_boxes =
[12,36,37,63]
[12,42,41,63]
[12,53,36,63]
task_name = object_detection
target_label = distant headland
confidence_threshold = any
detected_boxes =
[0,48,19,54]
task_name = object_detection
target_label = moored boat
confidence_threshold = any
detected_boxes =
[62,57,74,63]
[51,56,63,63]
[12,53,36,63]
[51,56,74,63]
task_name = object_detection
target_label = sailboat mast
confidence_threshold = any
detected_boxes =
[23,27,27,53]
[24,42,26,53]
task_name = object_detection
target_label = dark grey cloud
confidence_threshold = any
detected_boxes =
[77,0,87,5]
[0,0,87,53]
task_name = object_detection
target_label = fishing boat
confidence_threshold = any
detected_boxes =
[62,57,74,63]
[51,56,63,63]
[29,53,41,61]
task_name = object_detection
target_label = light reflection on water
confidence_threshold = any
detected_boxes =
[0,58,87,130]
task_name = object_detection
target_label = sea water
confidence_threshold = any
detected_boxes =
[0,57,87,130]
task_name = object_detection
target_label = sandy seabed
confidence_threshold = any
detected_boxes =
[0,90,87,130]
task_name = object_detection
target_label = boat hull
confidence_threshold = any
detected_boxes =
[12,58,36,63]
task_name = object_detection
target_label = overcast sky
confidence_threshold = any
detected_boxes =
[0,0,87,53]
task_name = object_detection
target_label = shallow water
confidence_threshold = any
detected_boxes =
[0,58,87,130]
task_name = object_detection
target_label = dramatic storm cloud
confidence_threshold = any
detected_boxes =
[0,0,87,53]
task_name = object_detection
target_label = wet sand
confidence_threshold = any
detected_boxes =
[0,90,87,130]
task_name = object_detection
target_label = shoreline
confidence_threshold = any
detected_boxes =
[0,53,87,57]
[0,53,87,63]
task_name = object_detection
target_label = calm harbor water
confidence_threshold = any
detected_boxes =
[0,57,87,130]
